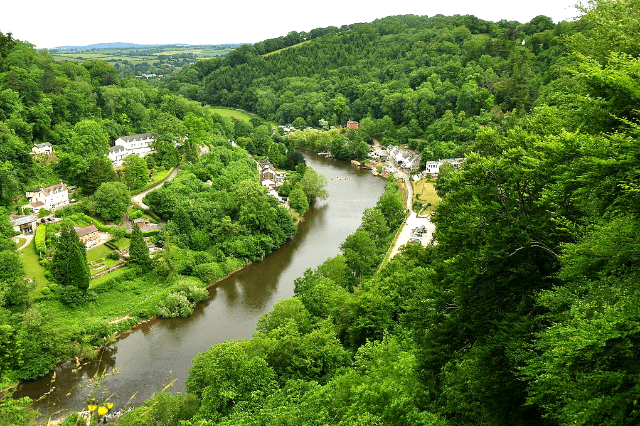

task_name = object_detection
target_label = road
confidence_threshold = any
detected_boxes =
[131,167,180,209]
[387,171,435,259]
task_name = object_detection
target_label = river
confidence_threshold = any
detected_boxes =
[17,152,386,421]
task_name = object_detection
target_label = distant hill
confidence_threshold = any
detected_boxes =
[53,42,249,51]
[54,42,156,50]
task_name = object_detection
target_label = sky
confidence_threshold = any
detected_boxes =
[1,0,583,49]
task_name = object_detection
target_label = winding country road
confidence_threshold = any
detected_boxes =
[131,167,180,209]
[388,172,435,259]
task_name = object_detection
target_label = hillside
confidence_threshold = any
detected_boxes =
[3,1,640,424]
[122,2,640,425]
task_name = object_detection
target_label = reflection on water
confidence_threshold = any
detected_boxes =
[17,153,386,421]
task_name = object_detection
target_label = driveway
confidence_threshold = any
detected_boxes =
[13,232,34,251]
[131,167,180,209]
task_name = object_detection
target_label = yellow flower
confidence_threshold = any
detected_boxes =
[98,406,108,416]
[106,402,114,409]
[87,404,98,412]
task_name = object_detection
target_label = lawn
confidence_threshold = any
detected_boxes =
[19,238,50,295]
[112,238,131,250]
[413,179,441,215]
[210,107,256,123]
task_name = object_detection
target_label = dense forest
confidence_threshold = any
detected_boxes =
[2,0,640,424]
[121,1,639,425]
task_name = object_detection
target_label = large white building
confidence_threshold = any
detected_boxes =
[387,145,421,171]
[425,158,465,177]
[108,133,156,167]
[25,182,69,212]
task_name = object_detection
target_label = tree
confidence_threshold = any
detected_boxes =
[0,161,20,207]
[185,340,278,422]
[292,116,306,128]
[129,223,150,268]
[340,229,378,284]
[300,167,328,205]
[81,156,116,195]
[50,227,88,288]
[66,243,90,291]
[122,154,148,191]
[288,185,309,215]
[92,181,130,223]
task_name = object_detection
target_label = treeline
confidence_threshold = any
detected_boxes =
[113,1,640,426]
[160,13,567,161]
[0,31,283,208]
[0,25,316,415]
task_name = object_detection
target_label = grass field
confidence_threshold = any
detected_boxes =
[263,40,312,57]
[211,107,256,122]
[19,238,50,294]
[413,180,441,215]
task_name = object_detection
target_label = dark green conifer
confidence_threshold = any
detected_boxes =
[128,224,150,268]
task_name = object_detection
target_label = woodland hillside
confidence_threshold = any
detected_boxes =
[2,0,640,424]
[119,1,640,425]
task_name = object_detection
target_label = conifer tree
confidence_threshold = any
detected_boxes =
[51,228,87,287]
[128,224,150,268]
[67,244,90,291]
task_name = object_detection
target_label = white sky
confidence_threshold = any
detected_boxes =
[1,0,583,49]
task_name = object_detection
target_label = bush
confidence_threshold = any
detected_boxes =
[157,280,209,318]
[129,209,144,220]
[157,293,194,318]
[48,283,59,292]
[38,209,51,218]
[109,226,127,241]
[54,204,86,218]
[192,262,226,283]
[59,287,97,307]
[107,250,121,260]
[34,224,47,255]
[40,287,51,295]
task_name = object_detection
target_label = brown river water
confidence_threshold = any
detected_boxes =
[16,152,386,421]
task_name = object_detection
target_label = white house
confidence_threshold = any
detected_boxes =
[31,142,53,156]
[25,182,69,212]
[108,133,156,167]
[387,145,421,171]
[425,158,465,177]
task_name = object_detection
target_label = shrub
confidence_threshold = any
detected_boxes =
[109,226,127,241]
[34,224,47,255]
[107,250,121,260]
[192,262,226,283]
[59,287,97,307]
[37,209,51,218]
[48,283,59,292]
[54,204,86,218]
[157,293,194,318]
[129,209,144,220]
[40,287,51,295]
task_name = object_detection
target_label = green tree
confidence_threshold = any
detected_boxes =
[128,223,150,268]
[81,156,116,195]
[92,181,130,223]
[186,340,279,422]
[122,154,148,191]
[50,227,88,288]
[288,185,309,215]
[0,161,20,207]
[300,167,328,205]
[340,229,378,284]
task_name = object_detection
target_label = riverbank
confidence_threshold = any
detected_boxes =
[16,152,386,422]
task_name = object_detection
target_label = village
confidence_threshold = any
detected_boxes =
[10,125,465,280]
